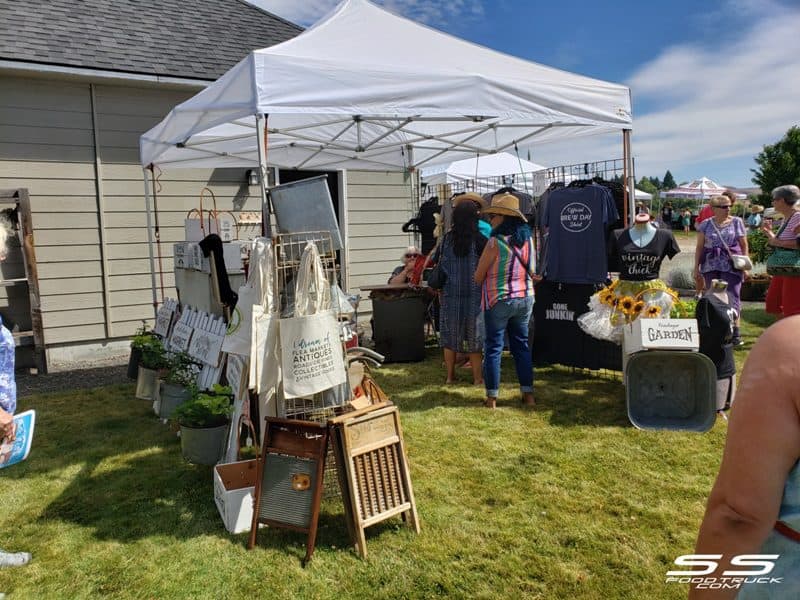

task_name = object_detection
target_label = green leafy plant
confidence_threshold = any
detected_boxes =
[670,298,697,318]
[162,351,199,390]
[135,335,168,370]
[172,384,233,428]
[747,229,770,264]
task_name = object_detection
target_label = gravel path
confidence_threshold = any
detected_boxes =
[17,358,130,398]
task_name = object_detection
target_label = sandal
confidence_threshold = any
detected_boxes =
[484,397,497,409]
[521,393,535,407]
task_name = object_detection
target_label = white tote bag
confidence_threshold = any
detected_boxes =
[280,242,347,399]
[223,238,272,356]
[247,238,280,395]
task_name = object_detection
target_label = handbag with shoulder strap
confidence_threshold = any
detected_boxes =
[766,220,800,276]
[708,218,753,271]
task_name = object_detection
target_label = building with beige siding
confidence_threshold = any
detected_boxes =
[0,0,416,370]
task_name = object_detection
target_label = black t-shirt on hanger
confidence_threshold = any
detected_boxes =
[609,228,680,281]
[696,292,737,379]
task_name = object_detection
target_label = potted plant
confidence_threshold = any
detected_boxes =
[158,351,199,419]
[134,334,168,401]
[173,384,233,465]
[741,264,771,301]
[128,322,155,380]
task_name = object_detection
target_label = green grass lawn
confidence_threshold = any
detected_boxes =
[0,308,774,599]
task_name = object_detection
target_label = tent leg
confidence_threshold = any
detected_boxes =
[143,167,159,319]
[256,114,272,237]
[622,129,636,225]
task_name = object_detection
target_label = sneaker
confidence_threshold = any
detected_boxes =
[0,551,31,568]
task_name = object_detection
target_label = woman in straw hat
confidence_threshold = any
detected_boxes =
[474,193,539,409]
[434,196,487,385]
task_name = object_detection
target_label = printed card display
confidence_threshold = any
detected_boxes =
[169,321,194,352]
[189,328,225,367]
[624,318,699,354]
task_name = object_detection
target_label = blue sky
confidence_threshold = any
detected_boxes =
[250,0,800,188]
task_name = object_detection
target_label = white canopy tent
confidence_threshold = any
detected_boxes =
[663,177,737,199]
[139,0,634,313]
[421,152,547,195]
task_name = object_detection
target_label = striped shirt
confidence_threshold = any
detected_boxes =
[777,211,800,241]
[481,236,535,310]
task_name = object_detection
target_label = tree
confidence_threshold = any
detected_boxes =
[751,125,800,206]
[662,170,676,190]
[637,176,658,195]
[648,176,662,190]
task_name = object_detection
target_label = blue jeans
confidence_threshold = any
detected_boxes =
[483,296,533,398]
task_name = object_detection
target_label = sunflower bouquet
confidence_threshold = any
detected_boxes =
[578,278,679,343]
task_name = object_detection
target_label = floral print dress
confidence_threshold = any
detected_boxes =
[0,315,16,415]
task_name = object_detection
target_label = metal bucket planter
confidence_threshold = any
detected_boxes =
[127,347,142,380]
[159,383,191,419]
[180,423,228,465]
[135,366,160,400]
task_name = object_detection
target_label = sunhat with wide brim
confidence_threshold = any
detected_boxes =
[481,193,527,222]
[750,204,764,213]
[452,191,487,209]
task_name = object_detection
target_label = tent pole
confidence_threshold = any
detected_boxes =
[142,166,159,319]
[256,113,272,237]
[623,129,635,225]
[626,130,636,225]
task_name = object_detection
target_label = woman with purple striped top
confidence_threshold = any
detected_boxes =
[474,194,539,409]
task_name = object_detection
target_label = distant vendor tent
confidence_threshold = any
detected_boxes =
[663,177,745,200]
[421,152,547,195]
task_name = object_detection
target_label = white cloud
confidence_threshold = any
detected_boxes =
[528,3,800,186]
[248,0,484,27]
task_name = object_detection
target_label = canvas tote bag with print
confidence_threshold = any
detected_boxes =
[223,237,271,356]
[279,242,347,399]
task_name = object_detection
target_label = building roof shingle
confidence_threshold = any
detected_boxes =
[0,0,303,80]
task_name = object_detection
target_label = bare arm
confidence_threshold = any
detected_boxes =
[762,217,800,249]
[388,266,411,285]
[690,316,800,599]
[473,239,497,285]
[738,235,749,256]
[694,231,706,273]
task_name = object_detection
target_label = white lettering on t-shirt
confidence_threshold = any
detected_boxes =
[559,202,593,233]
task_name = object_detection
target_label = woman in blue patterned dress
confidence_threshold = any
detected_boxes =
[0,216,30,569]
[435,199,486,385]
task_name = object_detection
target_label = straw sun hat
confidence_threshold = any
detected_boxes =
[481,193,527,222]
[750,204,764,213]
[452,191,487,209]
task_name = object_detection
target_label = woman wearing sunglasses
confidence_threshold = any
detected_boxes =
[694,195,749,345]
[388,246,422,285]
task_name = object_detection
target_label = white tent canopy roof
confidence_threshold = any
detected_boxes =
[139,0,632,171]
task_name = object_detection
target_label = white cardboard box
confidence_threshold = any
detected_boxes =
[623,318,699,355]
[199,242,245,274]
[213,459,257,534]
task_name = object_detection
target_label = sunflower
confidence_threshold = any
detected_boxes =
[632,300,646,315]
[619,295,636,315]
[598,290,614,306]
[645,305,662,318]
[608,279,620,291]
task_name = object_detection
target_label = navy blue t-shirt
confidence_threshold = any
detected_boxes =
[542,185,618,284]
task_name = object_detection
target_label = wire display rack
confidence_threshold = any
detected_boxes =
[271,231,350,498]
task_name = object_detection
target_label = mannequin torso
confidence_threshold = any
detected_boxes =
[629,221,657,248]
